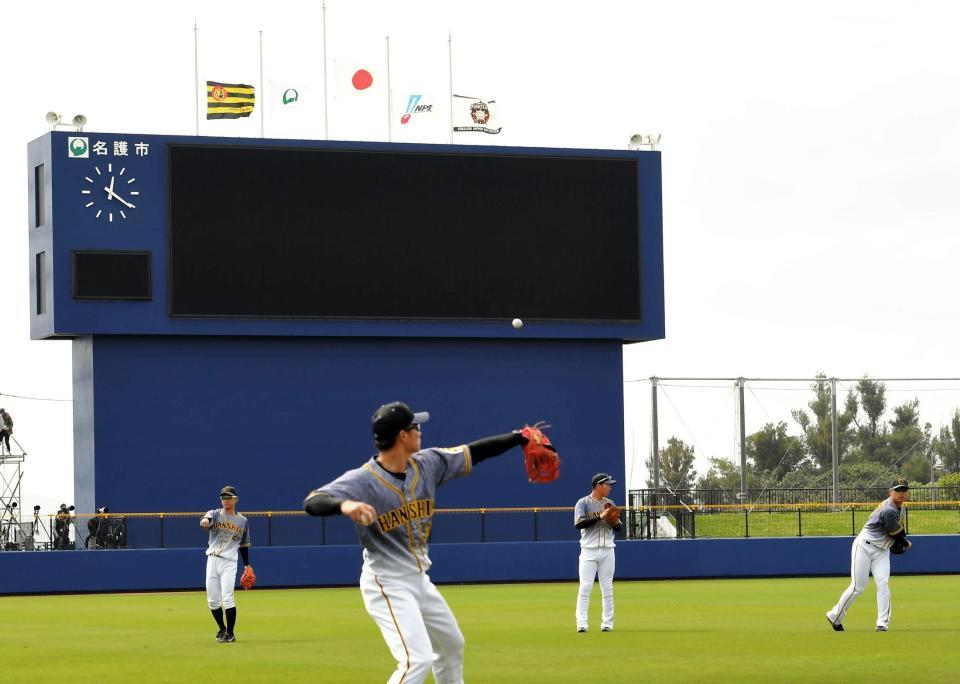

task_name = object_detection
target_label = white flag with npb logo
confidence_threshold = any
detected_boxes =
[452,94,501,135]
[390,92,444,142]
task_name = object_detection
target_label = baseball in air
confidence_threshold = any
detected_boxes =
[512,318,524,329]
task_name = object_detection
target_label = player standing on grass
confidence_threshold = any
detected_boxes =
[826,478,912,632]
[574,473,621,633]
[303,401,556,684]
[200,485,253,643]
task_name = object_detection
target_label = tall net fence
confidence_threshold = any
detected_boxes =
[624,376,960,504]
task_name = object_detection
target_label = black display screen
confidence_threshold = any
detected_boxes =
[168,145,641,320]
[73,251,152,300]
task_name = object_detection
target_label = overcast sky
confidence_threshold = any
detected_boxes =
[3,0,960,518]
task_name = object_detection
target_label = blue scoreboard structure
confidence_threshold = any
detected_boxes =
[27,131,663,517]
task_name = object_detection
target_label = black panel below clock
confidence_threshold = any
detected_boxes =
[73,251,152,300]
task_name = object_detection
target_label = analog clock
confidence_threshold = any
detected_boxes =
[80,161,140,222]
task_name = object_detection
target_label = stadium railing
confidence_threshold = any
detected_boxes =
[0,502,954,551]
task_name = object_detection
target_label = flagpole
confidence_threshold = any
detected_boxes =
[386,35,393,143]
[448,30,453,144]
[194,19,199,135]
[322,1,329,140]
[259,30,265,138]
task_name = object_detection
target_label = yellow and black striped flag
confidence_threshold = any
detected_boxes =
[206,81,255,119]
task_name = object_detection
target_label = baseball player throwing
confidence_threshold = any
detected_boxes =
[304,401,538,684]
[200,485,252,643]
[574,473,621,633]
[826,478,912,632]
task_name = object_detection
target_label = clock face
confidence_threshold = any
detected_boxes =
[80,161,140,222]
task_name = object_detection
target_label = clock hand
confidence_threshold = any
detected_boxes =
[103,186,135,209]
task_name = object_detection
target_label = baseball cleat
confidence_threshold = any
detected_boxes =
[216,629,226,642]
[576,626,587,633]
[825,613,844,631]
[601,626,612,632]
[222,633,236,642]
[876,626,888,632]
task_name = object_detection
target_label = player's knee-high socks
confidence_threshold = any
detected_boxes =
[226,606,237,634]
[211,608,226,630]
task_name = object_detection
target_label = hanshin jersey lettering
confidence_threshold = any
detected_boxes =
[203,508,251,560]
[317,446,472,578]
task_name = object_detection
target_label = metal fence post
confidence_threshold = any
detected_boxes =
[480,509,486,542]
[533,508,539,542]
[267,512,273,546]
[159,513,165,549]
[798,506,802,537]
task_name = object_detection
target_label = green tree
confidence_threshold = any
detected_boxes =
[645,437,697,490]
[900,451,934,484]
[932,409,960,474]
[935,471,960,501]
[696,457,762,490]
[791,374,858,470]
[837,460,894,490]
[850,377,889,462]
[883,399,931,469]
[746,422,804,480]
[778,466,831,490]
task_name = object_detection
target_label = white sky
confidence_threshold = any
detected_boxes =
[3,0,960,516]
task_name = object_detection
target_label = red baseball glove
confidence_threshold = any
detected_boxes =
[240,565,256,590]
[520,422,560,483]
[601,502,621,526]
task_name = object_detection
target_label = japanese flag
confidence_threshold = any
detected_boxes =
[334,60,385,99]
[332,58,388,140]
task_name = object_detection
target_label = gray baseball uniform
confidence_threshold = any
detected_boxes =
[574,495,617,631]
[203,508,251,560]
[574,495,618,549]
[317,446,471,579]
[202,508,250,613]
[317,445,472,684]
[827,497,905,630]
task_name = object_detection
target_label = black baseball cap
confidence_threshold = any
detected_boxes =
[890,478,909,492]
[372,401,430,441]
[219,486,238,498]
[592,473,617,487]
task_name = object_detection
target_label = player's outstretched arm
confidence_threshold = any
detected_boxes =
[199,513,212,529]
[304,490,376,525]
[467,431,527,464]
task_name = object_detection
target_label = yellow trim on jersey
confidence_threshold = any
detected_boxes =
[363,463,423,573]
[408,460,429,558]
[375,576,411,683]
[463,444,472,475]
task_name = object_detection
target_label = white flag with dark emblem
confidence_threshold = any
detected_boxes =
[452,94,501,134]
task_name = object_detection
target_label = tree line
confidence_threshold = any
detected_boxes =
[645,374,960,491]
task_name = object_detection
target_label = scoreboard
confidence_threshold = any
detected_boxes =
[27,132,664,341]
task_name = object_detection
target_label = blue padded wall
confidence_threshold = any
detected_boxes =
[74,336,626,515]
[3,537,959,595]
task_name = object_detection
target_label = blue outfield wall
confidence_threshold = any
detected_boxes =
[2,536,958,595]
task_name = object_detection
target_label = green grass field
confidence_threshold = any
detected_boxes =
[691,508,960,538]
[3,577,959,683]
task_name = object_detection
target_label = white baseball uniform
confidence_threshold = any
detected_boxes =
[574,495,617,631]
[317,446,472,684]
[202,508,250,610]
[827,497,905,629]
